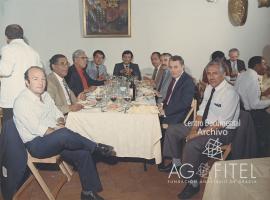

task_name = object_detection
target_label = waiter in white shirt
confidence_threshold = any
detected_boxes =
[235,56,270,157]
[13,66,115,200]
[177,60,240,200]
[0,24,41,122]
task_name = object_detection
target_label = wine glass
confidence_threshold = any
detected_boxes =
[110,94,117,103]
[123,92,132,113]
[95,93,103,107]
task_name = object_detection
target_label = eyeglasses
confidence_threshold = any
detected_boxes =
[78,56,88,60]
[56,62,70,66]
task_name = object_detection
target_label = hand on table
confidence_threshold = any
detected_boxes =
[69,103,84,112]
[77,92,86,101]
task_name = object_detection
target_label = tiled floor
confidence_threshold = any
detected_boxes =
[1,160,205,200]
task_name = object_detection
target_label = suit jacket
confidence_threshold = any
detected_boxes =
[0,119,28,200]
[157,69,172,104]
[113,62,142,80]
[163,72,195,124]
[226,59,246,76]
[65,65,104,97]
[47,73,77,114]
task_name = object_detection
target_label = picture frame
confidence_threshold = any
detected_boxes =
[82,0,131,37]
[258,0,270,7]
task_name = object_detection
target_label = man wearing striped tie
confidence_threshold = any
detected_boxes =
[47,54,85,115]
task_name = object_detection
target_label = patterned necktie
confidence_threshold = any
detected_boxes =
[200,88,215,129]
[63,79,72,104]
[163,78,176,105]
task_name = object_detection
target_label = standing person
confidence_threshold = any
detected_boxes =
[86,50,108,81]
[0,24,41,122]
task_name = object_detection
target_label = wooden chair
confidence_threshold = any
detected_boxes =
[13,152,73,200]
[221,143,232,161]
[0,107,3,132]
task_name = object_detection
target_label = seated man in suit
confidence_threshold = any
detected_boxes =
[47,54,85,115]
[113,50,142,80]
[86,50,108,81]
[65,49,104,97]
[143,52,161,81]
[158,55,195,171]
[177,60,240,199]
[156,53,172,103]
[13,66,115,200]
[226,48,246,80]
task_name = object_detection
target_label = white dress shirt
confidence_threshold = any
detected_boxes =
[54,72,71,105]
[13,89,64,143]
[0,39,41,108]
[234,68,270,110]
[197,80,240,129]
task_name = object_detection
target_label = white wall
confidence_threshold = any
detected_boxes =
[1,0,270,78]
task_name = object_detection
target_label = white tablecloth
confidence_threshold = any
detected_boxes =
[66,109,162,163]
[203,157,270,200]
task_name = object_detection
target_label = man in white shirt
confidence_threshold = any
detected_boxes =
[13,66,115,200]
[235,56,270,157]
[235,56,270,110]
[177,60,240,199]
[0,24,41,122]
[47,54,85,114]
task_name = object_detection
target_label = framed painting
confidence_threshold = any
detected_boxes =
[83,0,131,37]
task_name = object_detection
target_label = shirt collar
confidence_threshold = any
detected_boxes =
[211,79,227,91]
[25,88,45,102]
[174,71,184,82]
[53,72,64,82]
[9,38,24,44]
[248,68,258,76]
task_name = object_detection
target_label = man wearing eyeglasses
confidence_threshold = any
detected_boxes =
[65,49,104,97]
[47,54,86,115]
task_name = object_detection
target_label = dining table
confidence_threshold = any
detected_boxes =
[65,81,162,164]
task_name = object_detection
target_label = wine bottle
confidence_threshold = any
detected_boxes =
[130,79,136,101]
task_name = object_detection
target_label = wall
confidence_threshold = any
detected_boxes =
[0,0,270,78]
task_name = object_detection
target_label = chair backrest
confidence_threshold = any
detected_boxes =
[183,99,197,124]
